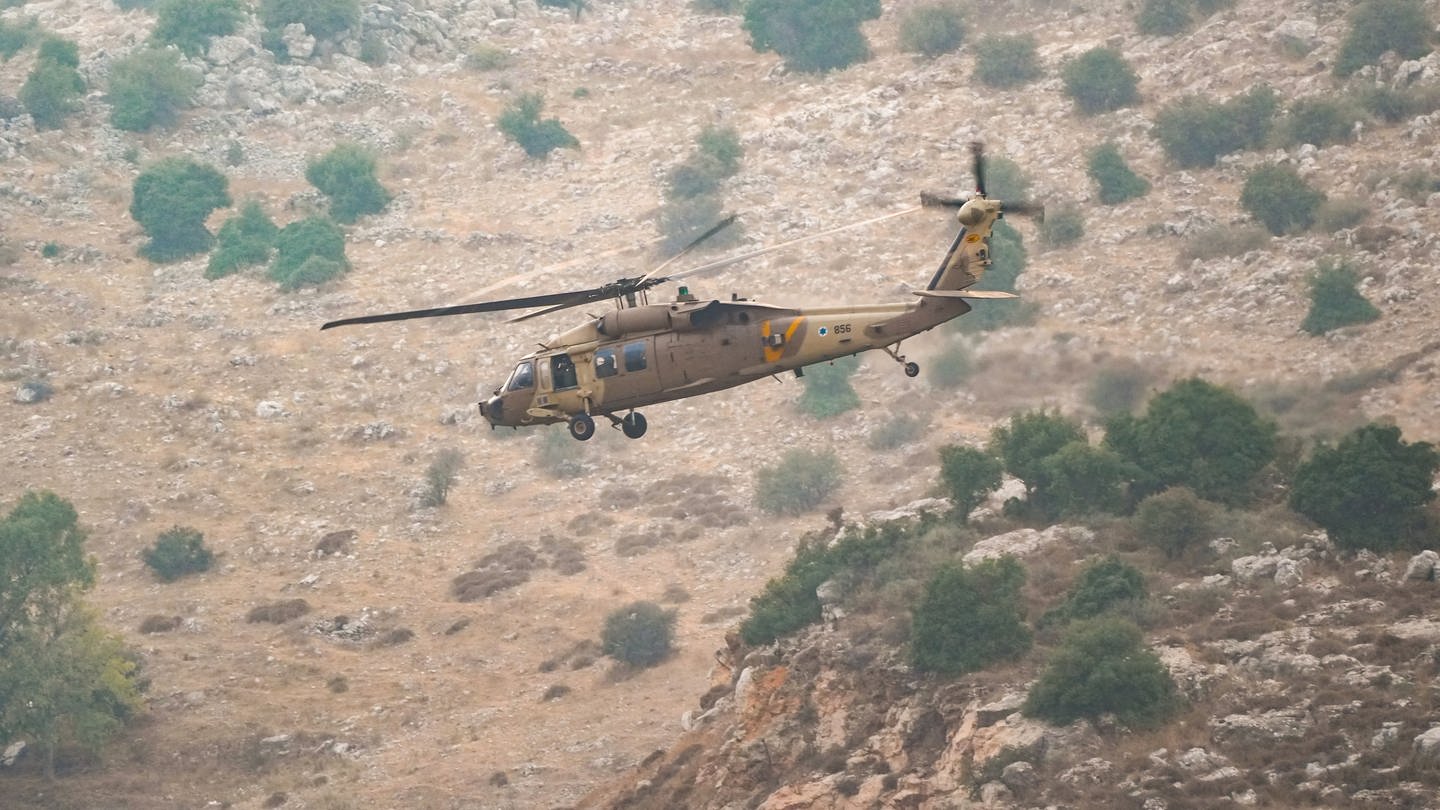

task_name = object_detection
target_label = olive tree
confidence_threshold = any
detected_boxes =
[130,157,231,262]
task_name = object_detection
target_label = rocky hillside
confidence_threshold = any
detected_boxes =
[2,0,1439,808]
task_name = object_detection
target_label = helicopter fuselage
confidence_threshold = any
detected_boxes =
[477,292,972,432]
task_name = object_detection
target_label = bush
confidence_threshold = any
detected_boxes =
[1152,85,1278,168]
[927,340,974,390]
[1023,617,1180,728]
[658,193,731,255]
[1314,197,1369,232]
[797,355,861,419]
[260,0,358,41]
[421,448,465,507]
[1062,47,1139,115]
[107,47,201,132]
[1087,143,1150,205]
[1042,556,1146,626]
[1086,359,1151,416]
[696,124,743,176]
[142,526,214,582]
[20,49,83,130]
[306,143,392,224]
[1038,203,1084,248]
[1356,84,1440,123]
[498,92,579,159]
[1240,163,1326,236]
[1040,441,1128,519]
[465,44,510,71]
[1132,487,1213,559]
[601,601,676,668]
[666,153,727,200]
[37,36,78,67]
[898,3,965,59]
[1278,97,1360,148]
[1176,223,1270,263]
[741,521,911,644]
[0,18,37,60]
[1290,423,1438,551]
[151,0,243,55]
[990,409,1086,500]
[937,445,1002,523]
[268,216,348,289]
[1334,0,1432,78]
[973,34,1041,88]
[910,557,1031,675]
[131,157,231,262]
[1137,0,1191,35]
[867,414,926,451]
[1104,377,1276,505]
[1301,259,1380,336]
[246,598,311,624]
[742,0,881,73]
[755,448,842,515]
[207,200,278,279]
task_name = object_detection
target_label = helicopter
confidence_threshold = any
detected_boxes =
[321,145,1042,441]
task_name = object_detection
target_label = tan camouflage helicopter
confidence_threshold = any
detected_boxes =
[321,145,1042,440]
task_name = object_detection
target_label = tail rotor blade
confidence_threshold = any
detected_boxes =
[971,141,987,197]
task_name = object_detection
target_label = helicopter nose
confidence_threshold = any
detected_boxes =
[480,396,502,425]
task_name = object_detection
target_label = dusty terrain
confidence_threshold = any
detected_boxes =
[2,0,1439,807]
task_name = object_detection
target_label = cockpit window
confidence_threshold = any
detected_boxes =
[595,348,618,378]
[505,361,534,391]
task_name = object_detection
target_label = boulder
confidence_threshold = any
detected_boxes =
[2,740,24,767]
[1413,726,1440,761]
[1403,550,1438,582]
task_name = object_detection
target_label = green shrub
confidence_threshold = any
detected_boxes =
[1290,423,1438,551]
[658,192,732,255]
[1041,441,1128,519]
[1335,0,1432,78]
[421,448,465,507]
[306,143,391,224]
[1042,556,1146,626]
[693,0,741,11]
[911,557,1031,675]
[867,414,926,451]
[207,200,278,279]
[1039,203,1084,248]
[37,35,77,67]
[1132,487,1213,559]
[142,526,214,582]
[1152,85,1278,168]
[1087,143,1150,205]
[1301,259,1380,336]
[1314,197,1369,232]
[151,0,243,55]
[696,124,743,176]
[260,0,358,40]
[0,17,37,60]
[990,409,1086,501]
[20,51,83,130]
[1023,617,1180,728]
[755,448,842,515]
[973,34,1041,88]
[40,242,59,258]
[1278,97,1360,148]
[1240,163,1326,236]
[1087,360,1151,416]
[1137,0,1191,35]
[937,445,1002,523]
[741,520,912,644]
[465,44,510,71]
[107,48,201,132]
[131,157,231,262]
[1105,377,1276,505]
[601,601,675,667]
[742,0,881,73]
[898,3,965,59]
[498,92,579,159]
[1356,84,1440,123]
[666,153,728,200]
[269,216,348,290]
[1062,47,1139,115]
[927,340,974,390]
[797,355,861,419]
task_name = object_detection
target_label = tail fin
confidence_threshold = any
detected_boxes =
[925,198,1003,292]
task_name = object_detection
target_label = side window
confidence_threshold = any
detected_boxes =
[624,341,647,372]
[506,361,534,391]
[595,348,618,378]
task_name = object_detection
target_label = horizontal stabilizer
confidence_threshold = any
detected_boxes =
[913,289,1019,300]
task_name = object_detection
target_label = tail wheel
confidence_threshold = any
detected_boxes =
[569,414,596,441]
[621,412,648,439]
[904,362,920,378]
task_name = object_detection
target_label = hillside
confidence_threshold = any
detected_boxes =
[2,0,1439,808]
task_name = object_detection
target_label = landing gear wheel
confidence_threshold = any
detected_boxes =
[569,414,596,441]
[904,362,920,378]
[621,412,648,439]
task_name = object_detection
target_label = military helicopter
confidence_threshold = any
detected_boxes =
[321,145,1042,440]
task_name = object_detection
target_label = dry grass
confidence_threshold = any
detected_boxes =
[247,599,312,624]
[451,569,529,602]
[139,614,182,634]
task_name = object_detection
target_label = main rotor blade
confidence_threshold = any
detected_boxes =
[320,289,603,330]
[667,205,923,282]
[638,213,738,287]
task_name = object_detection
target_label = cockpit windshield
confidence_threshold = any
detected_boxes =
[505,361,534,391]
